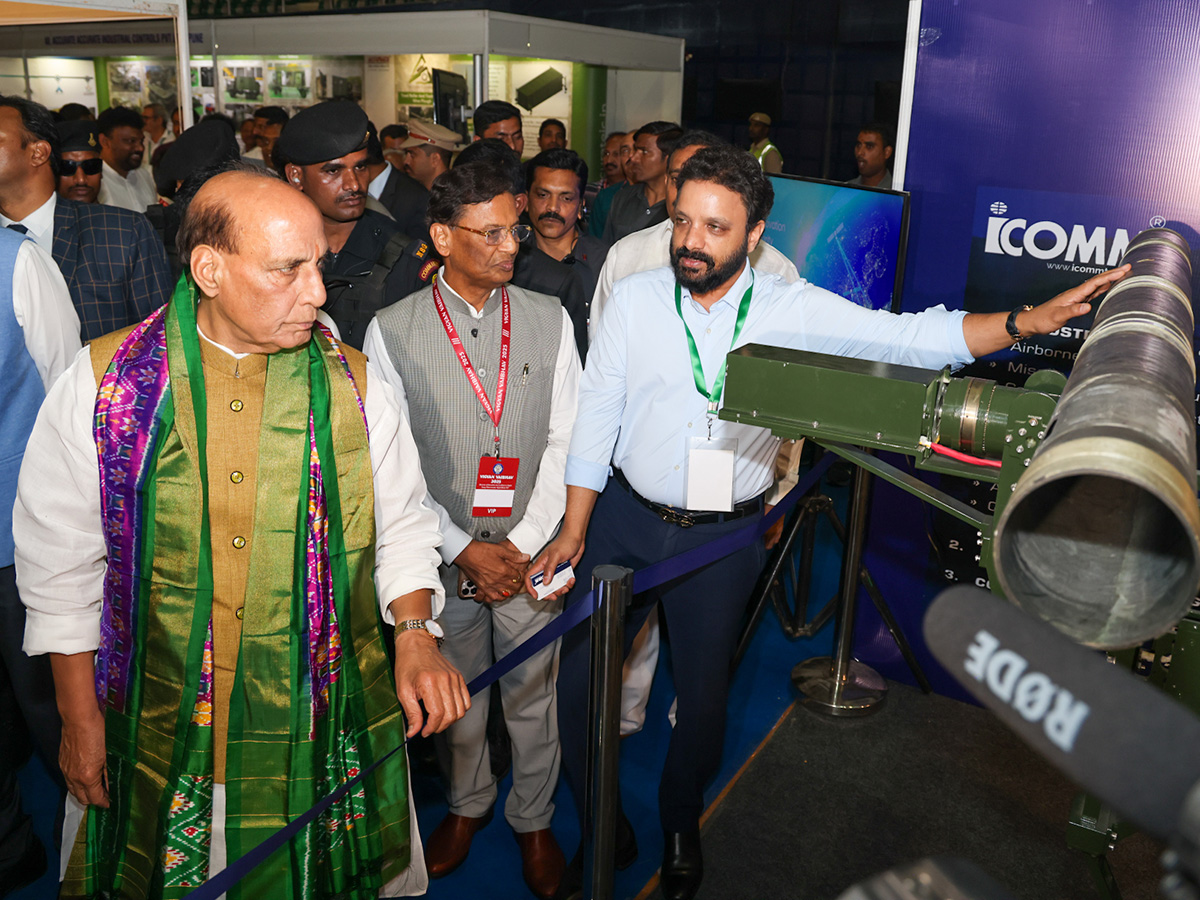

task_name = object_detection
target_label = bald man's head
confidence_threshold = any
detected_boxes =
[178,166,309,263]
[184,167,330,355]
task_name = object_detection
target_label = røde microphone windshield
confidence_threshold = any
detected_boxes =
[924,585,1200,844]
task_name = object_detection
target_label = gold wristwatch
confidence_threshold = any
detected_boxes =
[397,618,444,648]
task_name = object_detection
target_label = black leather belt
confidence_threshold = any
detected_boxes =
[612,469,764,528]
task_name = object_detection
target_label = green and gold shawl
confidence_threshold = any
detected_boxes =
[74,277,410,899]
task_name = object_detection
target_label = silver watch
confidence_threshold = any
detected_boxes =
[397,618,444,647]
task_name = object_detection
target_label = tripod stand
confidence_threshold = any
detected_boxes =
[735,453,932,712]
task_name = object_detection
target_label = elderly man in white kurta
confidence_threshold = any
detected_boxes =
[14,166,469,900]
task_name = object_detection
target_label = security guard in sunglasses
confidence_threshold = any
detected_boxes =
[55,121,103,205]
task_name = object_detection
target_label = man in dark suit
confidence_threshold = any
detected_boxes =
[364,122,433,241]
[0,95,172,341]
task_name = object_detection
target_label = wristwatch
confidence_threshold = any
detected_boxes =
[1005,305,1033,342]
[397,618,444,648]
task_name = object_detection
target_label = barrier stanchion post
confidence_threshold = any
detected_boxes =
[584,565,633,900]
[791,461,888,715]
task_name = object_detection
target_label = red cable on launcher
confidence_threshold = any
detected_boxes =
[928,441,1003,469]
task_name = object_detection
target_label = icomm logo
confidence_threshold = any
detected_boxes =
[984,208,1130,267]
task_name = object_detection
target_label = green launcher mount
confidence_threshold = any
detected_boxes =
[719,344,1060,584]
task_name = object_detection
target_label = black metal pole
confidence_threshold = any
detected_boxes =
[583,565,632,900]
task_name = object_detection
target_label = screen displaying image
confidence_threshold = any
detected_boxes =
[762,174,909,312]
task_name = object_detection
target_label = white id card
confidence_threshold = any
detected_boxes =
[685,437,737,512]
[529,561,574,600]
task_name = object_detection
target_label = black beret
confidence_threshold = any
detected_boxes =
[56,121,99,154]
[274,101,369,167]
[155,119,239,192]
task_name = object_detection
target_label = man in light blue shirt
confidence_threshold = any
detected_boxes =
[529,145,1127,900]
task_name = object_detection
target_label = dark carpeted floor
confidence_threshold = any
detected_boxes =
[650,680,1162,900]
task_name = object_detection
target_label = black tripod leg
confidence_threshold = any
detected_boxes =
[732,504,810,671]
[859,570,933,693]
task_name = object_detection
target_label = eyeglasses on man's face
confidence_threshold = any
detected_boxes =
[452,223,532,246]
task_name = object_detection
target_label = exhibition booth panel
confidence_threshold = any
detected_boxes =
[0,0,190,126]
[0,10,684,175]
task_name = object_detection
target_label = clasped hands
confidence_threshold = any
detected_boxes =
[454,538,530,603]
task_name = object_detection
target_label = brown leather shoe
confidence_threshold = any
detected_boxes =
[515,828,566,900]
[424,809,493,878]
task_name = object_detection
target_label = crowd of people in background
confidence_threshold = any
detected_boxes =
[0,91,920,900]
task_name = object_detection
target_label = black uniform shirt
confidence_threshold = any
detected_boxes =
[323,209,438,350]
[511,241,589,363]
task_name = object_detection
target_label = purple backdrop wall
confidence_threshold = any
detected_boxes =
[854,0,1200,697]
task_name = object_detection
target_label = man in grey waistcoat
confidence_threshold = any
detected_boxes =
[363,162,580,900]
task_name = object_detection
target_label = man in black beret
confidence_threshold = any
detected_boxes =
[275,100,436,350]
[55,120,102,205]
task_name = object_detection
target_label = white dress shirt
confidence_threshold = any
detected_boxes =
[362,267,581,565]
[568,262,972,508]
[11,238,80,391]
[589,217,801,341]
[98,161,157,212]
[16,333,447,656]
[140,129,174,170]
[0,192,57,256]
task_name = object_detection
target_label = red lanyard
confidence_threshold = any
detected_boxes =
[432,282,510,455]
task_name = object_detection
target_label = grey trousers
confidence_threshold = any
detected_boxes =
[435,568,561,832]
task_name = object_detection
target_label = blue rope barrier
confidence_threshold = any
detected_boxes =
[181,456,832,900]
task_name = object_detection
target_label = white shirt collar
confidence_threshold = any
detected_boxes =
[102,160,133,184]
[0,192,56,255]
[367,165,390,200]
[436,266,500,320]
[679,259,753,314]
[197,322,253,360]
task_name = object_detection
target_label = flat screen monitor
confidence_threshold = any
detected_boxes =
[432,68,470,144]
[761,174,909,313]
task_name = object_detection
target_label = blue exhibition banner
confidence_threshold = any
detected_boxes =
[902,1,1200,344]
[857,0,1200,697]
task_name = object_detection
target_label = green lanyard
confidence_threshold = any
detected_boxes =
[674,271,755,417]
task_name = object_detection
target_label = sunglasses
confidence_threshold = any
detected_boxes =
[60,158,103,176]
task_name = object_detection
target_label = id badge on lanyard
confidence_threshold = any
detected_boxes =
[675,275,753,512]
[434,282,521,518]
[686,436,736,512]
[473,456,520,516]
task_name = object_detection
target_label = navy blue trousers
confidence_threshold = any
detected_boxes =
[556,481,765,833]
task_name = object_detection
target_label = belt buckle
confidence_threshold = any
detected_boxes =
[660,507,695,528]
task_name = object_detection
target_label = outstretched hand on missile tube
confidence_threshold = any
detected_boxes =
[961,263,1131,359]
